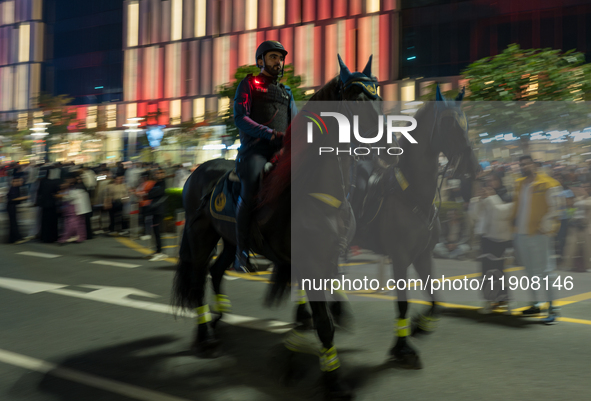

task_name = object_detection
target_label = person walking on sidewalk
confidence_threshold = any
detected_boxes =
[57,175,90,244]
[146,168,168,261]
[104,174,131,236]
[469,172,513,313]
[512,155,563,323]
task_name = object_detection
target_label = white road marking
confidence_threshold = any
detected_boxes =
[0,348,194,401]
[17,251,61,259]
[0,277,67,294]
[0,276,293,334]
[90,260,141,268]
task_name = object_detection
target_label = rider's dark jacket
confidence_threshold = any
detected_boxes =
[233,73,297,157]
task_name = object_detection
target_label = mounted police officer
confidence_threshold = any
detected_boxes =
[233,40,297,271]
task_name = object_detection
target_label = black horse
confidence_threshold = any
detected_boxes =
[351,87,480,368]
[173,55,382,400]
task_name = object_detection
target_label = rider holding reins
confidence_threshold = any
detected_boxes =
[233,40,298,272]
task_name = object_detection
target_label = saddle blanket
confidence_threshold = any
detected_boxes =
[210,171,241,223]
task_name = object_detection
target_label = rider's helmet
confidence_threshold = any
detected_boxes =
[255,40,288,78]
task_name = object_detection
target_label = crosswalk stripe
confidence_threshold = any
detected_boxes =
[17,252,61,259]
[90,261,140,269]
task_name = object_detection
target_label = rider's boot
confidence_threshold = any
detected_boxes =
[234,197,255,273]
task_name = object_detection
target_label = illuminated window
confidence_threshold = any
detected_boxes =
[87,106,98,129]
[107,104,117,128]
[124,49,138,101]
[1,1,15,25]
[170,99,181,125]
[0,67,14,111]
[245,0,257,30]
[195,0,206,37]
[273,0,285,26]
[32,0,43,20]
[126,103,137,120]
[15,64,28,110]
[213,36,229,90]
[295,25,314,87]
[239,32,256,66]
[127,1,139,47]
[171,0,183,41]
[193,98,205,122]
[17,113,27,131]
[218,97,229,117]
[366,0,380,13]
[401,82,415,102]
[18,23,30,62]
[165,43,181,98]
[325,24,337,79]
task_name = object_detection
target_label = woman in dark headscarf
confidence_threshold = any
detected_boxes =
[37,167,61,243]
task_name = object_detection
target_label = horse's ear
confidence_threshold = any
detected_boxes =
[455,86,465,102]
[362,55,373,77]
[435,84,445,101]
[338,54,352,82]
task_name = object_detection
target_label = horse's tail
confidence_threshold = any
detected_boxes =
[172,222,197,312]
[265,262,292,307]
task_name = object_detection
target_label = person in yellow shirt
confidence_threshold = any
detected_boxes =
[512,155,563,323]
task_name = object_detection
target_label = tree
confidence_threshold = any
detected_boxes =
[463,44,591,101]
[459,44,591,149]
[216,64,311,141]
[36,93,78,137]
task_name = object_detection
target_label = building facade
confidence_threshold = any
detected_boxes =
[400,0,591,79]
[121,0,406,124]
[45,0,124,105]
[0,0,44,122]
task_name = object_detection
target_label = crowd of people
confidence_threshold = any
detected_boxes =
[1,160,193,262]
[3,153,591,315]
[436,157,591,319]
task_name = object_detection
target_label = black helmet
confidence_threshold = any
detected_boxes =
[255,40,288,64]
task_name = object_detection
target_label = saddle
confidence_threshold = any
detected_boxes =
[210,162,276,223]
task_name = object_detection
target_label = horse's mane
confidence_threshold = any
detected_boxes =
[258,77,340,207]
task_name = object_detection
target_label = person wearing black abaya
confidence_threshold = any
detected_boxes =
[37,167,61,243]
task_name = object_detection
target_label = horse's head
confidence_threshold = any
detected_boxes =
[337,54,381,102]
[428,85,480,180]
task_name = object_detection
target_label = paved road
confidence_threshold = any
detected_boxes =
[0,231,590,400]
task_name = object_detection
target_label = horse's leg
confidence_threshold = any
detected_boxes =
[329,290,354,330]
[172,217,221,357]
[209,240,235,326]
[389,259,422,369]
[411,250,440,336]
[294,289,314,329]
[308,301,352,400]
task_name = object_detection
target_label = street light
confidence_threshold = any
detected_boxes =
[30,122,50,161]
[30,122,50,136]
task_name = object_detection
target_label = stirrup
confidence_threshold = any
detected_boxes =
[234,251,256,273]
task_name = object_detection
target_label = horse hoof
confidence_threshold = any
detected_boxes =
[389,345,423,369]
[411,322,430,337]
[411,313,438,337]
[389,352,423,370]
[192,339,221,358]
[324,377,354,401]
